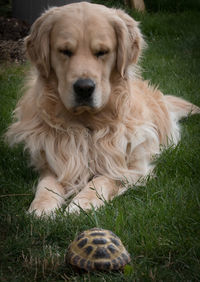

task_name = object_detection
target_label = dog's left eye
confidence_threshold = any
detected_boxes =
[95,50,109,58]
[60,49,73,57]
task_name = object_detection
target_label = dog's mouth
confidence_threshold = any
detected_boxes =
[70,105,100,115]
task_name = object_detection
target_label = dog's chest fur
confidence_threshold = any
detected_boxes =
[40,117,160,192]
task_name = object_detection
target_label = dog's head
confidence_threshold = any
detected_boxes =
[26,3,144,114]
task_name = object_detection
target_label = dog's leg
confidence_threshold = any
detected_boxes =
[28,173,65,216]
[67,176,120,213]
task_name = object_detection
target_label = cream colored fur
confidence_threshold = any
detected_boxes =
[6,3,200,216]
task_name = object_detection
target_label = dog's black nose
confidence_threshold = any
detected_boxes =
[73,79,95,102]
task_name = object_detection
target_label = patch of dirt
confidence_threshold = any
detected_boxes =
[0,17,30,63]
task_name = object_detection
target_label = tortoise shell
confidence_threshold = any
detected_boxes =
[67,228,131,271]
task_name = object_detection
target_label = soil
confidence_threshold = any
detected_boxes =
[0,17,30,63]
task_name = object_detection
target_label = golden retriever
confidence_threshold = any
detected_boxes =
[6,2,200,216]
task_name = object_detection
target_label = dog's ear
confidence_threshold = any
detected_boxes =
[111,9,145,78]
[25,8,57,78]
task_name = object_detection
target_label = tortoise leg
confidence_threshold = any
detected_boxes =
[67,176,121,213]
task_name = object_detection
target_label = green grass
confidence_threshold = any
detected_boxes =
[1,4,200,281]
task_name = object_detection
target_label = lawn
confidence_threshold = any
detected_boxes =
[0,1,200,281]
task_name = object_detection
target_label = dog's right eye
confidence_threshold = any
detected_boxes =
[60,49,73,57]
[95,50,109,58]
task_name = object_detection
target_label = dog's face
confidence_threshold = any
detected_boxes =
[26,3,144,114]
[50,10,117,113]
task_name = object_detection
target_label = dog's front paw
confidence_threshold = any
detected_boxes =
[67,197,104,214]
[28,198,62,217]
[67,201,81,214]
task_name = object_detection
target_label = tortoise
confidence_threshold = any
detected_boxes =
[66,228,131,271]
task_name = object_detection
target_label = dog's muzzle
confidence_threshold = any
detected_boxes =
[73,78,95,106]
